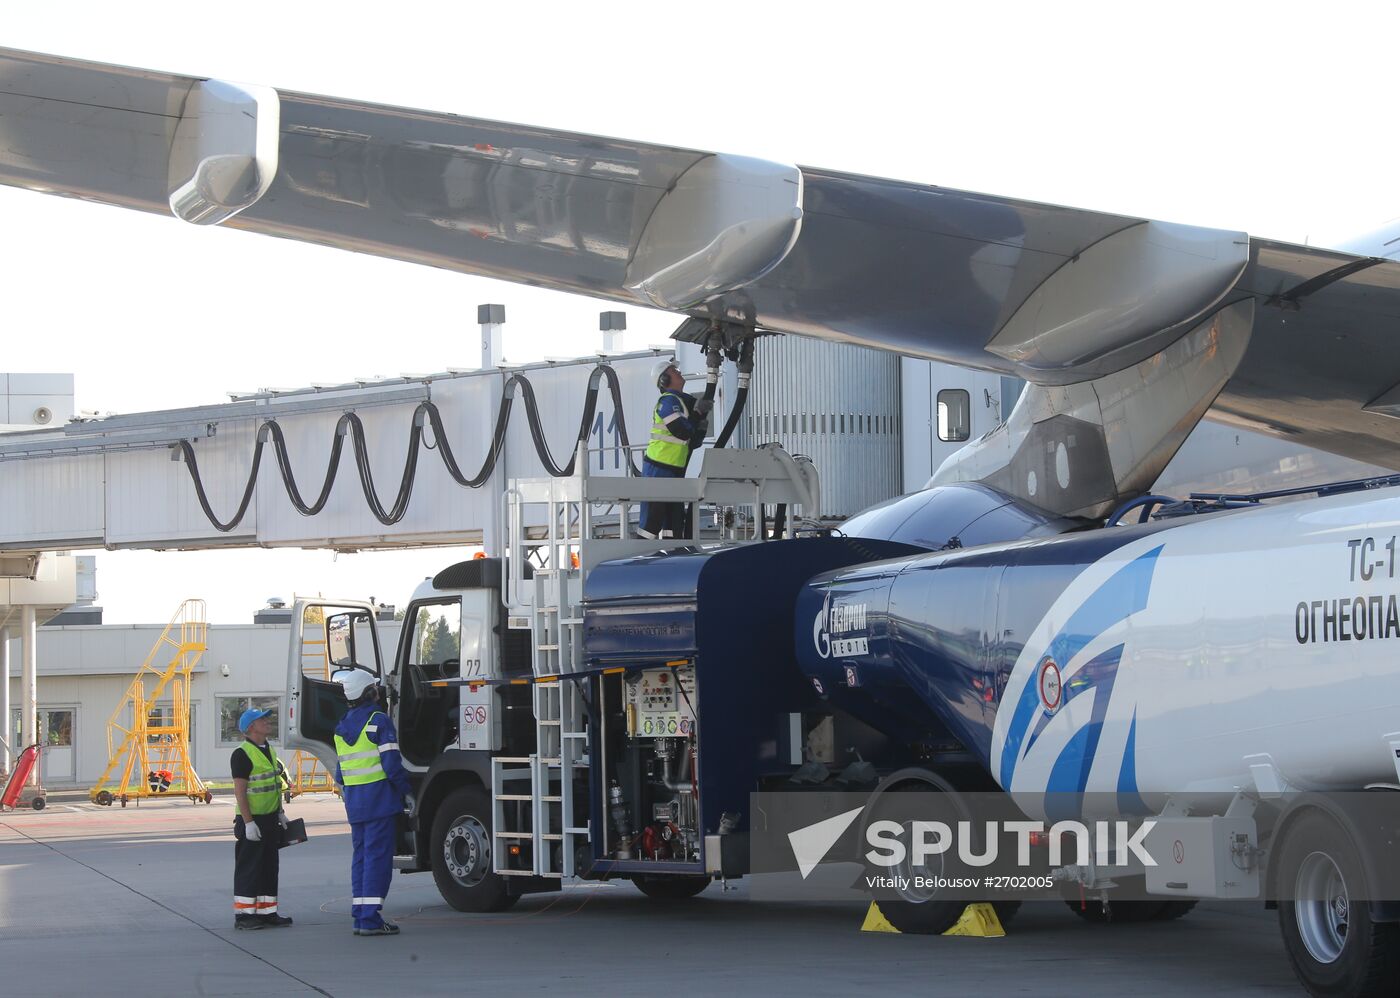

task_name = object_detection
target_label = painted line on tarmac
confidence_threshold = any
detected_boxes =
[0,818,334,997]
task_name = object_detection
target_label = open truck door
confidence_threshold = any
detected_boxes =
[285,599,383,771]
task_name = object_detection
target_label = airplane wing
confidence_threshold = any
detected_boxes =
[3,47,1400,470]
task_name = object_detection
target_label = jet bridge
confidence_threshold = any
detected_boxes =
[0,350,695,554]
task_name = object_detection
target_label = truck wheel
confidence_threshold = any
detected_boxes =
[1066,898,1170,923]
[1277,810,1400,998]
[632,876,710,901]
[860,781,1017,934]
[873,894,1020,934]
[430,787,517,913]
[1064,876,1197,924]
[1155,900,1198,921]
[862,816,1018,933]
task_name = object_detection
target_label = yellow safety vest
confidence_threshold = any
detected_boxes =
[238,741,285,815]
[645,392,690,469]
[335,714,390,787]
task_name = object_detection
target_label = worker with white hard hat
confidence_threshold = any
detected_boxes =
[332,668,412,936]
[230,707,293,929]
[638,360,709,539]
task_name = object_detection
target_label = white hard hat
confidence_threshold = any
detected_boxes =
[651,359,679,390]
[333,669,378,701]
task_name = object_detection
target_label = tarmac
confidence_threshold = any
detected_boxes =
[0,794,1304,997]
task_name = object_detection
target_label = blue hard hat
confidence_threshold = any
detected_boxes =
[238,707,274,733]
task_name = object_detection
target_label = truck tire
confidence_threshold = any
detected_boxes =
[1066,898,1170,923]
[859,775,1018,934]
[430,787,517,913]
[1064,877,1197,924]
[873,896,1021,934]
[1155,900,1198,921]
[632,876,710,901]
[1276,810,1400,998]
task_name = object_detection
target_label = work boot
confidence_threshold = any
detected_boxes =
[260,914,293,927]
[234,915,265,930]
[354,919,400,936]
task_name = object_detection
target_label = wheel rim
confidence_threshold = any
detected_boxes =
[1294,851,1349,964]
[891,820,945,903]
[443,814,490,887]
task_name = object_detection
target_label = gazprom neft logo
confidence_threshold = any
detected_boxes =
[813,590,870,659]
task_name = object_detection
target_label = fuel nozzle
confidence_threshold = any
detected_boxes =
[735,337,755,392]
[704,328,723,388]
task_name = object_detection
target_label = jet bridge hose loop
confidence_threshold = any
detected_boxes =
[177,363,641,532]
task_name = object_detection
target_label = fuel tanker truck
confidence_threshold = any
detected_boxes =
[288,472,1400,998]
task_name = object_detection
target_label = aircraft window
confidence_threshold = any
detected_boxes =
[938,389,971,442]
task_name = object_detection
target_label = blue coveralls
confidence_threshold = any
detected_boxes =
[334,703,412,931]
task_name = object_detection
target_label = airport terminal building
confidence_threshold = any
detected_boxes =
[5,601,403,790]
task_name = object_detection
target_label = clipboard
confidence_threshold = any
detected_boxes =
[279,817,308,848]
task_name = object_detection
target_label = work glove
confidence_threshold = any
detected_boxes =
[693,398,713,418]
[277,810,289,828]
[243,819,262,843]
[403,793,415,814]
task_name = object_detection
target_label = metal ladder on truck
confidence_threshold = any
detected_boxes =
[489,443,820,879]
[491,472,590,879]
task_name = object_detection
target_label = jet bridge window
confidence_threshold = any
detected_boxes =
[938,389,971,442]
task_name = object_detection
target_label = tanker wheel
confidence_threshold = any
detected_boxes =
[1155,900,1198,921]
[860,780,1018,934]
[430,787,517,913]
[633,876,711,901]
[1064,876,1197,924]
[95,790,113,807]
[31,797,45,811]
[1067,898,1170,923]
[1277,810,1400,998]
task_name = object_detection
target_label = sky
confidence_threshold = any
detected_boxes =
[2,2,1398,623]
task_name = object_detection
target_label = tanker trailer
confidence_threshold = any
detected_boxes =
[802,482,1400,997]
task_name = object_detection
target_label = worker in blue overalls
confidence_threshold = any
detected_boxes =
[638,361,709,539]
[333,669,412,936]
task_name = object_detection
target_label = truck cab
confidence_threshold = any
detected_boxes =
[285,558,548,911]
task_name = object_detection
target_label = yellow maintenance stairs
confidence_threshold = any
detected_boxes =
[90,600,213,806]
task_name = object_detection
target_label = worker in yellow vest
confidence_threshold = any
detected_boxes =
[638,361,709,539]
[333,669,412,936]
[230,708,293,929]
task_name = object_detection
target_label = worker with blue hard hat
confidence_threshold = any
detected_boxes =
[332,668,412,936]
[230,706,293,929]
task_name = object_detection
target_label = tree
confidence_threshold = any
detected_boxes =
[422,617,459,664]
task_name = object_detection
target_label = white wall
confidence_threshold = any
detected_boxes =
[5,618,403,788]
